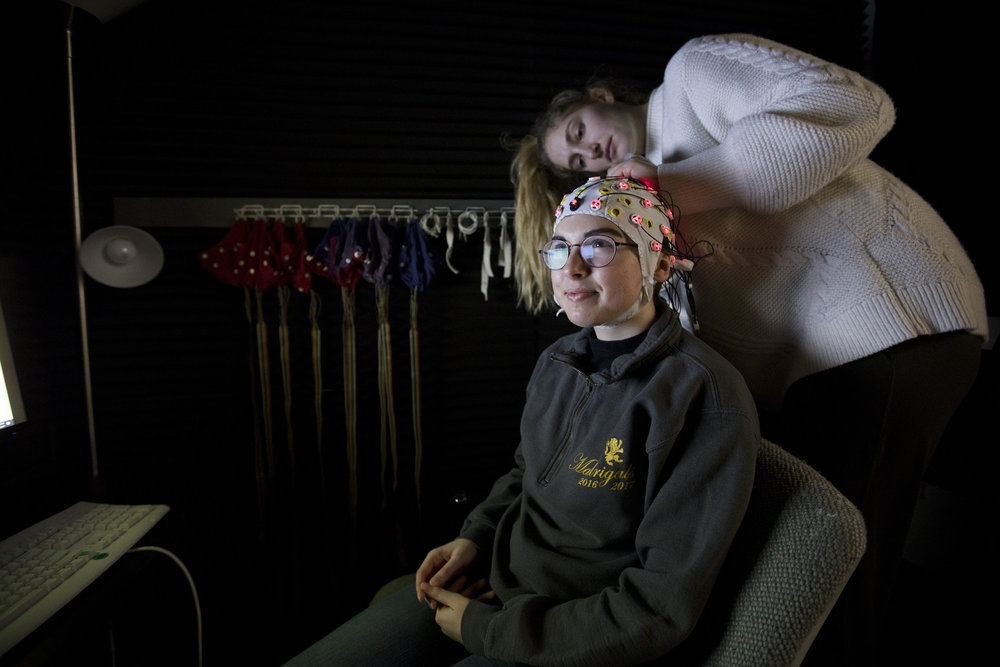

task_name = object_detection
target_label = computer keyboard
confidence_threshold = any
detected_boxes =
[0,500,169,656]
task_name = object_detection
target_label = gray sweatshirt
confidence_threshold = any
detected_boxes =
[459,306,759,665]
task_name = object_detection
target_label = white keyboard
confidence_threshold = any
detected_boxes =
[0,501,169,656]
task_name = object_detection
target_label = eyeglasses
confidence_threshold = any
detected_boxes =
[538,235,639,270]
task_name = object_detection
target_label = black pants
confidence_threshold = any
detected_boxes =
[759,331,983,666]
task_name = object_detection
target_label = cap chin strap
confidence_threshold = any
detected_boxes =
[596,299,640,329]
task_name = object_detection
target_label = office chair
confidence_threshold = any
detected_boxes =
[672,437,867,666]
[371,438,866,667]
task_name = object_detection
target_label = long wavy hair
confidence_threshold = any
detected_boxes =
[507,75,651,314]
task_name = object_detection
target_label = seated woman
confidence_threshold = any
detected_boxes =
[282,176,760,666]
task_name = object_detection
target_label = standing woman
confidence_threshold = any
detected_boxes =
[511,33,989,665]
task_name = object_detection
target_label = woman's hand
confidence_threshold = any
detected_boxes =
[419,582,497,644]
[608,154,659,189]
[419,583,471,644]
[415,538,488,607]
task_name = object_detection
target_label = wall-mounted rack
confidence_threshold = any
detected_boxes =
[114,198,516,230]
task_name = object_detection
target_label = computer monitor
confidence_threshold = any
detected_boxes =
[0,295,27,432]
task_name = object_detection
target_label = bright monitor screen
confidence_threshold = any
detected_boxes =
[0,296,27,431]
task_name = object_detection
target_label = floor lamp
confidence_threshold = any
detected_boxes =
[62,0,160,480]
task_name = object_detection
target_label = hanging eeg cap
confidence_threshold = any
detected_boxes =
[553,176,678,305]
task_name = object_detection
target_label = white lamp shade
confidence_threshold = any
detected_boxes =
[80,225,164,287]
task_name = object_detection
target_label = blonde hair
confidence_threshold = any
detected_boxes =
[510,136,561,314]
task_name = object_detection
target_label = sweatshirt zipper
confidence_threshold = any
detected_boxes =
[538,363,595,486]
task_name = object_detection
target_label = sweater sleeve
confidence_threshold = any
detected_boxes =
[653,33,896,215]
[461,410,759,666]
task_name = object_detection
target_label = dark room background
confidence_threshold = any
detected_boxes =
[4,0,996,665]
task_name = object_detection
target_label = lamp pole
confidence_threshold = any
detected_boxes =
[65,9,101,481]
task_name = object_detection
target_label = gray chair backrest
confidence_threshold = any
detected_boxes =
[673,438,867,667]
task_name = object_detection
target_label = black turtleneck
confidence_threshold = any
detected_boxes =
[586,329,647,373]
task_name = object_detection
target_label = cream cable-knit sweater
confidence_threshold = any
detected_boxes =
[649,34,988,410]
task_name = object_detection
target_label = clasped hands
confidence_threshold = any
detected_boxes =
[415,537,496,644]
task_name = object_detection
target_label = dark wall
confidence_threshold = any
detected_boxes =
[5,1,995,664]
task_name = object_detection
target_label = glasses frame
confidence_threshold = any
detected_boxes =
[538,235,639,270]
